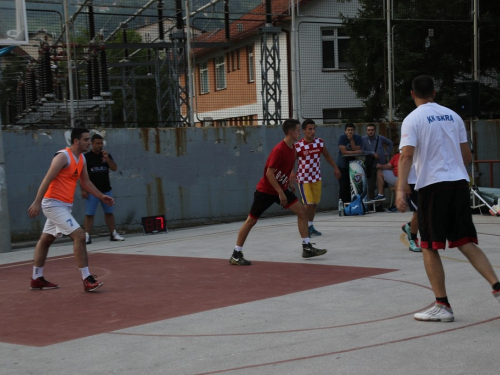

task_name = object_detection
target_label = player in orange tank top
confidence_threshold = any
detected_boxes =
[28,128,114,292]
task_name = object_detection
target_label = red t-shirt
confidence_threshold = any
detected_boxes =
[389,153,400,177]
[256,140,296,195]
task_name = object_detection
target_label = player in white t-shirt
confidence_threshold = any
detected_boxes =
[396,75,500,322]
[295,119,341,236]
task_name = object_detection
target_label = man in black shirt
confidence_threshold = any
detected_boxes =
[82,134,124,243]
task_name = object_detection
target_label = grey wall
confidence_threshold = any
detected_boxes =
[3,125,344,241]
[4,120,499,241]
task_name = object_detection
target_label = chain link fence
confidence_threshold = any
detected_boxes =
[1,0,499,127]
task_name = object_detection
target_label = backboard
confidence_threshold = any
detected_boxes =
[0,0,29,45]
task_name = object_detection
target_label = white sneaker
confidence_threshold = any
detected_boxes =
[85,232,91,244]
[414,303,454,322]
[110,230,125,241]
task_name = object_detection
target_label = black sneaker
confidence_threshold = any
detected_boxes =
[229,250,252,265]
[302,243,327,258]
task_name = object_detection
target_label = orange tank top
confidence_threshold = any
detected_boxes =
[44,148,84,204]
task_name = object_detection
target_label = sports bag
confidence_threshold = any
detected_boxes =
[344,194,367,216]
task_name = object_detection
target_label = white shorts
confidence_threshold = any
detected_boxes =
[42,198,80,238]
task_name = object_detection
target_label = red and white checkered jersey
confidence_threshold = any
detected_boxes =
[295,138,324,183]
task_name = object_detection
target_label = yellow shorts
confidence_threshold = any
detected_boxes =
[298,181,322,205]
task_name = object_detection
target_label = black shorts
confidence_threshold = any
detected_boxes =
[407,184,418,212]
[417,180,477,250]
[249,190,299,219]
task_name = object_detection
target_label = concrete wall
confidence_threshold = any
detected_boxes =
[3,125,344,241]
[4,120,499,241]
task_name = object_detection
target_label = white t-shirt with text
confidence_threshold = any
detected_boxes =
[400,102,469,190]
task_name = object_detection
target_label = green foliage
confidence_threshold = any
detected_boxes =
[343,0,500,120]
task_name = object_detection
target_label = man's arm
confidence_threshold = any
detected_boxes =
[80,168,114,206]
[103,151,117,171]
[265,167,288,207]
[459,142,472,166]
[322,146,341,179]
[377,162,393,170]
[395,146,414,212]
[28,153,67,218]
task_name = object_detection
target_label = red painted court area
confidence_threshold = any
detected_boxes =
[0,253,396,347]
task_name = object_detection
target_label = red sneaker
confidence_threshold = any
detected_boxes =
[30,277,59,290]
[83,275,104,292]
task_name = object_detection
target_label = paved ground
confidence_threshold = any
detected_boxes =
[1,210,499,375]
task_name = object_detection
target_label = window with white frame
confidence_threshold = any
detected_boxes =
[247,44,255,82]
[322,28,351,70]
[199,62,209,94]
[215,56,226,90]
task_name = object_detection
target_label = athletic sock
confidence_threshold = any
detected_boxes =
[302,238,310,245]
[32,266,43,280]
[411,233,418,240]
[308,221,313,226]
[79,267,91,281]
[492,282,500,291]
[436,296,450,307]
[234,246,243,252]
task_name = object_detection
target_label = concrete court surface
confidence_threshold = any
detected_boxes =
[1,210,499,375]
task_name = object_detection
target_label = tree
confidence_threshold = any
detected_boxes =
[343,0,500,120]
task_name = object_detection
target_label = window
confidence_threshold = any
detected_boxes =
[215,56,226,90]
[199,62,209,94]
[231,51,236,71]
[322,28,351,70]
[247,45,255,82]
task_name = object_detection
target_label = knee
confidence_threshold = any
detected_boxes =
[72,228,86,243]
[245,217,258,228]
[296,206,307,219]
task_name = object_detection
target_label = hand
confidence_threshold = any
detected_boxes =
[374,152,379,159]
[81,190,88,199]
[376,163,382,169]
[101,195,115,206]
[395,184,411,212]
[278,191,288,207]
[102,150,109,159]
[334,168,341,180]
[28,201,41,218]
[347,133,353,141]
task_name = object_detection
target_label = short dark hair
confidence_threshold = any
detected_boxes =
[70,128,90,144]
[366,123,376,130]
[282,119,300,135]
[412,75,435,99]
[302,118,315,130]
[345,123,355,130]
[91,134,103,142]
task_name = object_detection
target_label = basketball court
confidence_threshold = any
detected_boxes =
[1,210,499,374]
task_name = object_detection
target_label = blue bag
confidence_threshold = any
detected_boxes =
[344,194,367,216]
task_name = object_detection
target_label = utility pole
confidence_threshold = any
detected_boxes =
[0,113,12,253]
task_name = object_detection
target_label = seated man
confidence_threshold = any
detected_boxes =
[361,124,393,201]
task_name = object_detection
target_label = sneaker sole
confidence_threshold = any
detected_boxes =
[414,316,454,322]
[85,282,104,292]
[110,238,125,241]
[229,257,251,266]
[409,247,422,252]
[302,250,327,258]
[30,286,59,290]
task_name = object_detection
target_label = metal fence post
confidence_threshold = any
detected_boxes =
[0,113,12,253]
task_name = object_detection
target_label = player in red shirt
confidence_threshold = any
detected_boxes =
[229,119,328,265]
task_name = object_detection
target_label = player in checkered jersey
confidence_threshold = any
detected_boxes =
[295,119,341,236]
